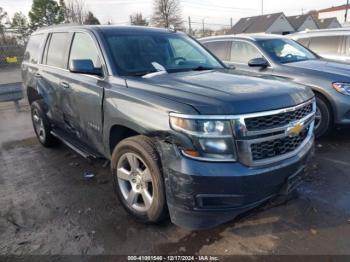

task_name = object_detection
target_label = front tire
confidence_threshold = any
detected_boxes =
[314,95,332,138]
[31,100,58,147]
[111,136,167,224]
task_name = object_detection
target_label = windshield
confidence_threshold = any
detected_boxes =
[257,38,317,64]
[105,32,224,76]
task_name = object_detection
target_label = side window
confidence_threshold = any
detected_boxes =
[24,34,45,64]
[45,32,70,68]
[203,41,231,61]
[297,38,309,48]
[309,36,342,54]
[230,41,263,64]
[69,33,102,68]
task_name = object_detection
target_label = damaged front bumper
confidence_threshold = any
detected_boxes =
[159,136,314,230]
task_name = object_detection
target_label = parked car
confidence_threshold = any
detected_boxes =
[200,34,350,137]
[290,28,350,63]
[22,25,315,229]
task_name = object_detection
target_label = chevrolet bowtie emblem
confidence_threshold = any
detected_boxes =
[286,122,304,137]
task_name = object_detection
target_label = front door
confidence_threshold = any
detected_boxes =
[228,40,273,75]
[62,32,106,153]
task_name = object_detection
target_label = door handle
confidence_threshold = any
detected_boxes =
[34,73,42,78]
[60,82,70,89]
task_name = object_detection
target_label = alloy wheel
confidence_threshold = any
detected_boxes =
[314,106,322,131]
[32,108,46,142]
[116,152,154,212]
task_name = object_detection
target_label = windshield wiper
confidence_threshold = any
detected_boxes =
[190,66,214,71]
[127,70,158,77]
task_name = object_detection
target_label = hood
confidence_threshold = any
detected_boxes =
[125,70,313,115]
[286,59,350,79]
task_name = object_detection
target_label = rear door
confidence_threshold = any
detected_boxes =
[22,33,46,102]
[308,35,343,61]
[37,32,72,126]
[63,31,106,152]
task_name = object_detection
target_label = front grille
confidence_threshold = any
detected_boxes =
[245,103,313,131]
[251,127,309,161]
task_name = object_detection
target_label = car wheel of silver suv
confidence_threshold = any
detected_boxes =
[111,135,167,224]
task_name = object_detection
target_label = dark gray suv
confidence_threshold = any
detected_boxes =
[22,25,315,229]
[201,34,350,137]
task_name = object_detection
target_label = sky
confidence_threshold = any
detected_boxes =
[1,0,348,29]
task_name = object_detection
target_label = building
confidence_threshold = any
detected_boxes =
[316,17,342,29]
[229,12,295,35]
[287,15,319,31]
[318,4,349,25]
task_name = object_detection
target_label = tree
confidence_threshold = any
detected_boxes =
[0,7,8,34]
[130,13,148,26]
[11,12,30,43]
[29,0,65,30]
[84,11,100,25]
[63,0,86,24]
[151,0,183,29]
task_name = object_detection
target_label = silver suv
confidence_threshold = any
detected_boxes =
[291,28,350,63]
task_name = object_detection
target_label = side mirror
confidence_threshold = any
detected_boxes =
[248,57,269,68]
[70,59,103,76]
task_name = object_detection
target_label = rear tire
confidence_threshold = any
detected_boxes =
[111,135,167,224]
[31,100,58,147]
[314,95,332,138]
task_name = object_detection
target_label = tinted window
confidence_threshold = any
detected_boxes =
[24,34,45,64]
[230,41,262,64]
[203,41,230,61]
[309,36,342,54]
[69,33,101,68]
[46,33,70,68]
[106,33,223,76]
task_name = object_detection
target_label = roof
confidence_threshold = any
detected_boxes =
[319,4,350,13]
[34,25,176,34]
[287,15,314,30]
[316,17,341,29]
[200,33,288,42]
[229,12,284,34]
[290,27,350,38]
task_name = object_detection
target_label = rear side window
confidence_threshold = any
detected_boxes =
[69,33,102,68]
[297,38,309,48]
[24,34,45,64]
[308,36,342,54]
[203,41,231,61]
[230,41,263,64]
[45,32,70,68]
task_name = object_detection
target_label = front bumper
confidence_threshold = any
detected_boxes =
[159,136,314,230]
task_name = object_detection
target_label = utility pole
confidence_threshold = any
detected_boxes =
[230,17,233,28]
[188,16,192,35]
[345,0,349,23]
[202,19,205,37]
[261,0,264,15]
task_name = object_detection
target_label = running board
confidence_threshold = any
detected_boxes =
[50,130,101,160]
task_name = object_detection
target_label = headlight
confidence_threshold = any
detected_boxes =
[170,114,236,161]
[332,82,350,96]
